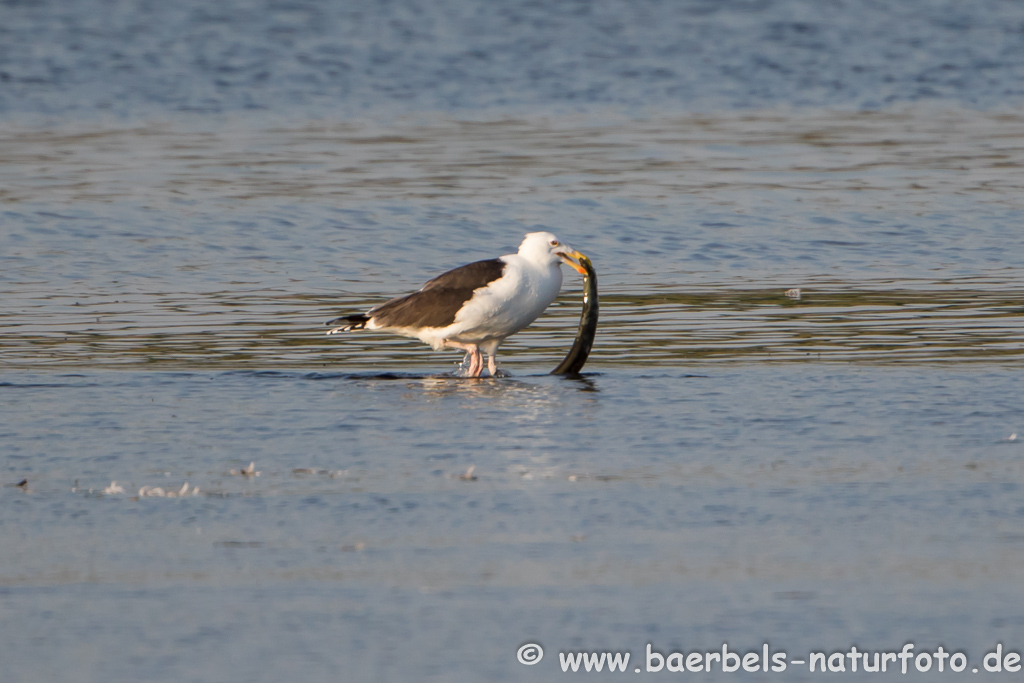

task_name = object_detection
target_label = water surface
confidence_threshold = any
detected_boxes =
[3,1,1024,681]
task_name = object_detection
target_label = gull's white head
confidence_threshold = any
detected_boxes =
[517,232,587,273]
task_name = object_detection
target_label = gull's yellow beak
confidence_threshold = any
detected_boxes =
[557,249,589,275]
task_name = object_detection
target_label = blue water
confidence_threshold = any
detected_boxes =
[3,367,1023,682]
[3,1,1024,681]
[3,0,1023,121]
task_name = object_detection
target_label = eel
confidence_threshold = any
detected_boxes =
[551,254,598,375]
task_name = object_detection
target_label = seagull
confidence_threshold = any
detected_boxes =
[326,231,588,377]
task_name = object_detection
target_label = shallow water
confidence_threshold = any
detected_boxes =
[3,110,1024,372]
[3,367,1024,682]
[4,0,1024,681]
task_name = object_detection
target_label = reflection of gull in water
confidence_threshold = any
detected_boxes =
[418,375,532,397]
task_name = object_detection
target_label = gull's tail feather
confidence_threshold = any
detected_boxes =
[326,314,370,335]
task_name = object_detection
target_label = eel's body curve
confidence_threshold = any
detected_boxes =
[551,254,598,375]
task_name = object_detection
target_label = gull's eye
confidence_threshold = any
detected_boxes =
[549,240,559,246]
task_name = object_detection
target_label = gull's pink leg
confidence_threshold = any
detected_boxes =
[470,348,483,377]
[443,340,483,377]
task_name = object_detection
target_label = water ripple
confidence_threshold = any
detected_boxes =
[4,281,1022,369]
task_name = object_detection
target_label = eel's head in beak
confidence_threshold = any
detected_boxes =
[556,248,589,275]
